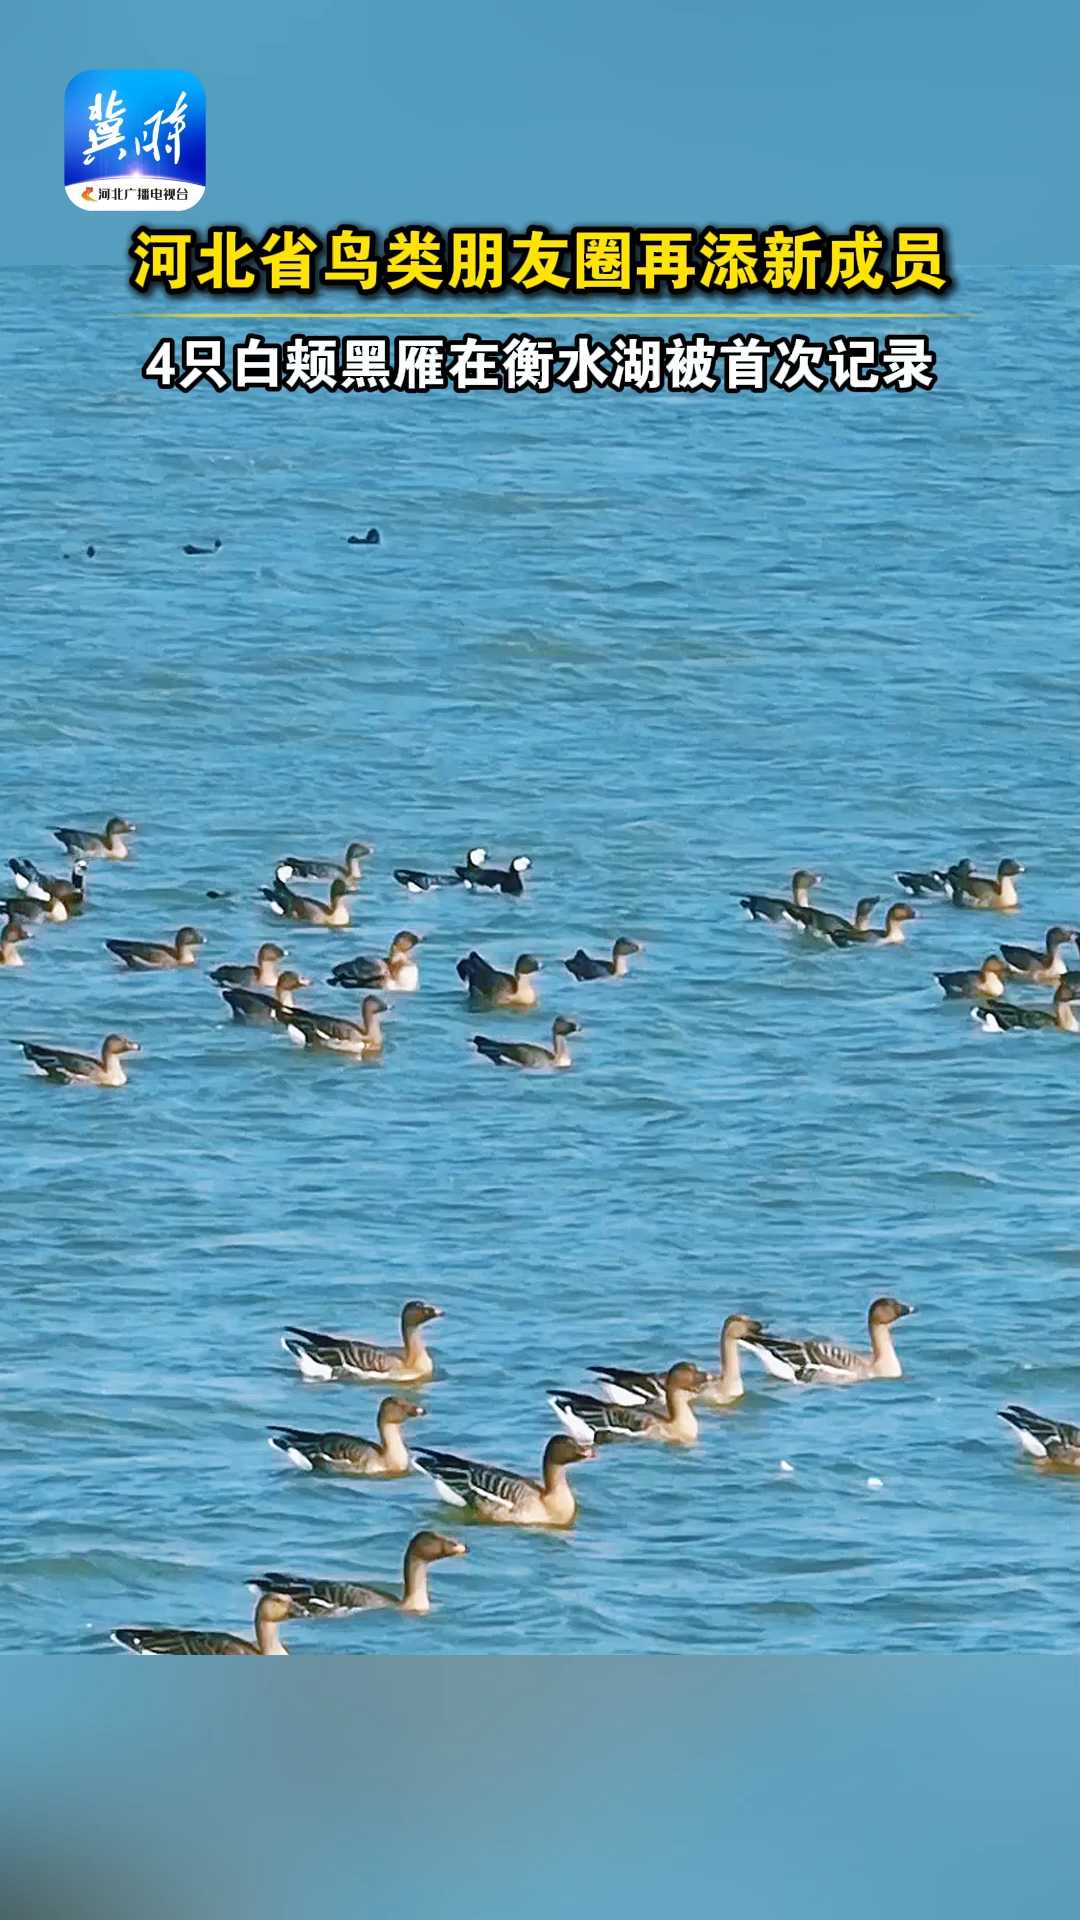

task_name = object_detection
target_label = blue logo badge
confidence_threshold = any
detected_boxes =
[65,70,205,211]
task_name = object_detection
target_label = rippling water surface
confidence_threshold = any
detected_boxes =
[1,269,1077,1653]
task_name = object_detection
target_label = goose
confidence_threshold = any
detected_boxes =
[457,950,542,1008]
[998,1406,1080,1469]
[998,926,1078,983]
[327,932,424,993]
[828,903,916,947]
[52,817,135,860]
[738,869,822,923]
[457,854,531,895]
[972,982,1079,1034]
[3,889,69,925]
[786,896,881,938]
[261,876,352,927]
[947,859,1024,910]
[272,993,388,1053]
[472,1015,578,1071]
[13,1033,140,1086]
[934,955,1009,999]
[112,1591,301,1656]
[413,1434,594,1527]
[268,1397,425,1477]
[895,863,971,897]
[0,918,31,967]
[550,1362,707,1445]
[393,848,486,892]
[250,1532,466,1618]
[564,938,642,980]
[347,528,381,545]
[589,1314,764,1410]
[741,1297,914,1384]
[282,1301,442,1384]
[8,858,88,910]
[209,942,288,989]
[105,926,204,970]
[221,970,310,1024]
[275,842,373,889]
[182,538,222,555]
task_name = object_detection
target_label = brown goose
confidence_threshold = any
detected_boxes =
[221,970,311,1024]
[414,1435,594,1527]
[739,869,822,923]
[282,1301,442,1383]
[272,993,388,1054]
[275,841,373,889]
[742,1298,915,1384]
[0,918,30,967]
[457,950,542,1008]
[268,1397,425,1477]
[972,982,1079,1034]
[13,1033,140,1086]
[209,942,287,989]
[934,955,1009,999]
[999,1406,1080,1469]
[472,1015,578,1071]
[105,926,204,970]
[52,817,135,860]
[250,1532,467,1618]
[998,926,1078,984]
[565,938,642,980]
[828,903,916,947]
[261,876,352,927]
[589,1314,764,1410]
[550,1362,708,1446]
[947,859,1024,910]
[327,932,424,993]
[112,1591,301,1656]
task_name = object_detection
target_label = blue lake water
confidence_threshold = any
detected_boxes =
[0,267,1076,1653]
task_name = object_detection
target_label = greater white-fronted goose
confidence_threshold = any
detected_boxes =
[327,932,424,992]
[414,1434,594,1526]
[52,817,135,860]
[105,926,204,970]
[828,903,916,947]
[272,993,388,1053]
[268,1397,425,1477]
[972,982,1079,1033]
[999,1406,1080,1469]
[394,848,486,892]
[221,970,310,1024]
[209,942,287,989]
[589,1314,763,1410]
[112,1591,301,1656]
[550,1362,707,1445]
[472,1015,578,1071]
[261,876,352,927]
[275,842,373,889]
[564,938,642,980]
[738,869,822,923]
[934,955,1009,999]
[13,1033,140,1086]
[947,859,1024,910]
[250,1531,467,1617]
[998,926,1078,983]
[282,1301,442,1383]
[742,1297,914,1384]
[457,950,542,1008]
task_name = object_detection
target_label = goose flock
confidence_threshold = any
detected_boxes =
[3,819,1077,1652]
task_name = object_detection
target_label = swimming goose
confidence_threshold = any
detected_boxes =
[998,926,1078,984]
[934,955,1009,1000]
[414,1434,594,1527]
[565,938,642,981]
[742,1297,914,1384]
[895,864,970,897]
[52,817,135,860]
[105,926,205,970]
[261,876,352,927]
[3,890,69,925]
[0,918,30,967]
[209,942,288,989]
[550,1362,707,1445]
[268,1397,424,1476]
[327,932,424,993]
[738,869,822,923]
[282,1301,442,1383]
[9,858,88,910]
[472,1015,579,1071]
[972,982,1079,1034]
[275,842,373,889]
[393,848,487,892]
[182,538,222,555]
[457,950,542,1008]
[272,993,388,1053]
[589,1314,764,1410]
[947,859,1024,910]
[221,971,311,1024]
[347,528,381,545]
[250,1532,467,1618]
[13,1033,140,1086]
[1061,971,1080,999]
[113,1591,301,1656]
[457,854,531,895]
[787,896,881,938]
[828,903,916,947]
[999,1406,1080,1469]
